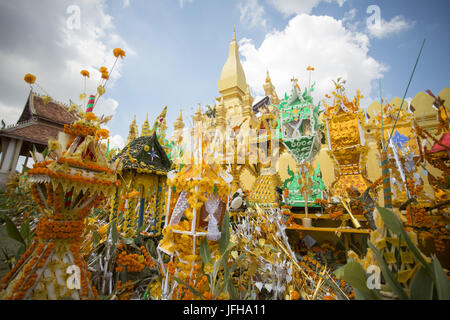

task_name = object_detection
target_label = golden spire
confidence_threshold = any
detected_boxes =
[174,108,184,130]
[193,103,202,122]
[217,28,247,101]
[263,69,280,105]
[141,113,151,136]
[126,114,138,144]
[233,26,236,41]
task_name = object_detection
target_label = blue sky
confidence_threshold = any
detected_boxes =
[0,0,448,149]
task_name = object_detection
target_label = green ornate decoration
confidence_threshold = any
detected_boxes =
[276,78,326,208]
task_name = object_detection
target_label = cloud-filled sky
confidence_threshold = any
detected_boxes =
[0,0,448,150]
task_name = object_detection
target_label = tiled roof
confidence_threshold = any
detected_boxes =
[0,121,61,145]
[31,93,77,124]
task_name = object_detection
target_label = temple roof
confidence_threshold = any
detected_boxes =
[0,119,61,145]
[114,132,172,174]
[18,91,77,125]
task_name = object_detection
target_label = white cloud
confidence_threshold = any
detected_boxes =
[266,0,346,16]
[239,14,386,106]
[0,0,134,140]
[179,0,193,8]
[108,134,125,150]
[343,8,357,22]
[94,97,119,118]
[0,101,22,125]
[367,15,415,39]
[122,0,130,8]
[238,0,267,29]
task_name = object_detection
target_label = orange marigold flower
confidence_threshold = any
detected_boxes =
[113,48,126,59]
[101,71,109,80]
[24,73,36,84]
[85,112,98,121]
[99,66,108,73]
[80,70,90,78]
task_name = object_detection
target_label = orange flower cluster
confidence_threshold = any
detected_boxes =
[116,251,145,273]
[9,243,45,299]
[80,70,90,78]
[46,183,54,207]
[36,242,55,269]
[36,218,84,240]
[95,129,109,140]
[0,240,37,289]
[28,166,117,187]
[115,280,134,300]
[70,242,91,298]
[24,73,36,84]
[63,123,97,137]
[31,184,44,209]
[85,112,98,121]
[330,210,344,219]
[167,260,176,275]
[140,246,156,268]
[113,48,126,59]
[57,157,114,174]
[290,290,300,300]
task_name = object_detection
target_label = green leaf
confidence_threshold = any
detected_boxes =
[376,206,430,272]
[376,206,403,234]
[410,267,434,300]
[20,218,31,248]
[110,221,119,245]
[200,237,212,264]
[334,260,379,300]
[431,256,450,300]
[226,279,239,300]
[92,230,100,247]
[367,241,409,300]
[213,184,218,194]
[42,147,48,159]
[219,211,230,255]
[2,214,25,246]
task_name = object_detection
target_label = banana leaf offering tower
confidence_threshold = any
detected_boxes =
[0,95,118,300]
[112,128,172,237]
[276,78,326,208]
[323,79,371,197]
[157,129,232,298]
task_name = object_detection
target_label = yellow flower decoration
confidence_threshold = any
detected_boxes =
[113,48,126,59]
[85,112,98,121]
[144,145,150,151]
[41,95,52,104]
[101,71,109,80]
[97,85,106,96]
[80,70,90,78]
[99,66,108,73]
[203,263,213,274]
[24,73,36,84]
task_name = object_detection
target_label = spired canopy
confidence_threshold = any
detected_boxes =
[0,96,117,300]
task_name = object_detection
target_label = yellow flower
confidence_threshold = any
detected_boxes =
[113,48,126,59]
[99,66,108,73]
[80,70,90,78]
[24,73,36,84]
[144,145,150,151]
[97,85,106,96]
[79,93,87,101]
[203,263,213,274]
[41,95,52,104]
